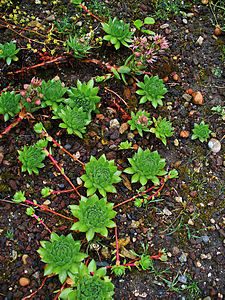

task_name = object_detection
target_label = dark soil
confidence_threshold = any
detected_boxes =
[0,0,224,299]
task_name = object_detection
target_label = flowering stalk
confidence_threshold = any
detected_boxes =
[42,130,84,167]
[44,148,81,198]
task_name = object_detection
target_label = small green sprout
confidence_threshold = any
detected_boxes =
[191,121,211,142]
[128,110,152,137]
[0,41,20,65]
[67,35,92,59]
[13,191,26,203]
[118,141,133,150]
[150,116,174,145]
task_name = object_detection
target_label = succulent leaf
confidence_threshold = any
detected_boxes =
[0,41,20,65]
[18,140,48,175]
[37,233,87,283]
[0,91,21,121]
[81,154,121,196]
[150,116,174,145]
[70,195,116,241]
[128,110,152,137]
[67,35,92,59]
[136,75,167,108]
[102,17,133,50]
[66,79,100,118]
[40,79,68,108]
[191,121,211,142]
[124,148,166,186]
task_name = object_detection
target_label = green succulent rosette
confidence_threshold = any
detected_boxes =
[67,35,92,59]
[128,110,152,137]
[81,154,122,196]
[53,106,91,138]
[191,121,211,142]
[37,233,87,283]
[70,194,116,241]
[150,116,174,145]
[0,91,21,121]
[0,41,20,65]
[40,79,68,110]
[18,140,48,175]
[59,260,114,299]
[136,75,167,108]
[66,79,100,118]
[102,17,133,50]
[124,147,167,185]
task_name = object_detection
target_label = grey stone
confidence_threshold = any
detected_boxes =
[46,15,55,21]
[179,253,187,263]
[178,275,188,284]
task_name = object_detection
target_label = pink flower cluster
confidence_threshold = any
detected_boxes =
[137,115,149,126]
[20,77,43,107]
[130,34,169,64]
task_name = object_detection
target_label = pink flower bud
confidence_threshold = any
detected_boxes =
[35,99,41,105]
[20,91,27,97]
[26,97,32,103]
[24,84,30,90]
[39,93,43,99]
[134,52,141,58]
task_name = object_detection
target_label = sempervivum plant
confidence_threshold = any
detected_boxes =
[0,41,20,65]
[136,75,167,108]
[67,35,92,59]
[70,194,116,241]
[0,91,21,121]
[191,121,211,142]
[37,232,87,283]
[59,260,114,299]
[124,147,167,185]
[102,17,133,50]
[150,116,174,145]
[18,139,48,175]
[53,106,91,138]
[128,110,152,137]
[66,79,100,118]
[40,78,68,110]
[81,154,122,196]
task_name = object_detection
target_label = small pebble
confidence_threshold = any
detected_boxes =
[179,253,187,263]
[196,36,204,46]
[110,119,120,129]
[19,277,30,287]
[208,138,221,153]
[202,236,210,243]
[178,275,188,284]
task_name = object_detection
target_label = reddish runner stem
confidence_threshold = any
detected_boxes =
[115,226,120,266]
[42,130,84,167]
[0,117,22,137]
[44,148,81,198]
[53,281,67,300]
[32,213,52,233]
[113,177,168,209]
[78,4,103,23]
[22,276,49,300]
[25,199,74,221]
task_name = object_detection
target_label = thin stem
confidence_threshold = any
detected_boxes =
[42,130,84,167]
[79,4,103,23]
[25,199,74,221]
[0,117,22,138]
[44,148,81,198]
[53,281,67,300]
[22,276,49,300]
[50,188,80,195]
[104,87,128,107]
[115,227,120,266]
[32,213,52,233]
